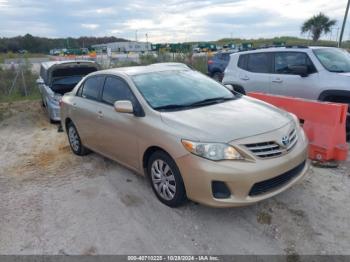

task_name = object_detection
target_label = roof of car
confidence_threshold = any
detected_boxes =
[95,63,191,76]
[235,46,336,55]
[40,60,97,69]
[217,49,239,54]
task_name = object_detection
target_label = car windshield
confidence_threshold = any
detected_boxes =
[313,48,350,73]
[132,70,236,111]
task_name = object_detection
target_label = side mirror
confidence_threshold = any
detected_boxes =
[36,78,44,85]
[114,100,134,114]
[289,65,308,77]
[224,84,234,91]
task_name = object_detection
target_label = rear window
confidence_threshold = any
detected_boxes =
[52,66,97,78]
[216,53,230,61]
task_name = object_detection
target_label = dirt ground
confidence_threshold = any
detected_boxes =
[0,101,349,255]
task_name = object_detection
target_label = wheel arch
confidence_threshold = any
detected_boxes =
[64,117,73,132]
[318,90,350,103]
[142,146,172,171]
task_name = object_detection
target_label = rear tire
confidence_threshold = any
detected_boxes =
[212,72,223,82]
[147,151,187,207]
[67,121,90,156]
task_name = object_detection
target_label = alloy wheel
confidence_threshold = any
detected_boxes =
[151,159,176,201]
[68,126,80,152]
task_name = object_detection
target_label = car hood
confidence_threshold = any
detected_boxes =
[161,97,292,142]
[338,72,350,77]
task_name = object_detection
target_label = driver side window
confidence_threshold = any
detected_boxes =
[101,76,136,105]
[274,52,316,75]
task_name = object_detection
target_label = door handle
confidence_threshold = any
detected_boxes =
[272,78,283,83]
[97,110,103,119]
[240,75,250,81]
[72,103,77,110]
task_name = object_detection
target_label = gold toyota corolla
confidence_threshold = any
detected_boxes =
[60,64,309,207]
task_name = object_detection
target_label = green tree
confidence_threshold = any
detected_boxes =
[301,13,336,42]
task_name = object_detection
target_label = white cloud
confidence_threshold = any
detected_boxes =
[0,0,348,41]
[0,0,8,7]
[81,23,100,30]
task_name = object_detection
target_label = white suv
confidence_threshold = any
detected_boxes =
[222,46,350,138]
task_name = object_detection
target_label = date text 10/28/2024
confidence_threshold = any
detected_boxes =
[127,256,220,261]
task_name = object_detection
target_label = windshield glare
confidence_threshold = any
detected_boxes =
[132,70,234,110]
[313,48,350,73]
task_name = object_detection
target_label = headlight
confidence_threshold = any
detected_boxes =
[181,140,244,161]
[289,113,300,127]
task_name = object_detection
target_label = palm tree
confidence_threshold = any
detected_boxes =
[301,13,336,42]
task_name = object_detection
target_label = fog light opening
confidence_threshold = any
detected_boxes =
[212,181,231,199]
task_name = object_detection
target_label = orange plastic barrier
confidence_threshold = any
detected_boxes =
[248,92,348,162]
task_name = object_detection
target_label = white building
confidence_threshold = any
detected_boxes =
[92,41,151,53]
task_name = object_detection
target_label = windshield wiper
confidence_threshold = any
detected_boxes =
[154,104,191,110]
[329,70,345,73]
[187,96,234,107]
[154,96,235,111]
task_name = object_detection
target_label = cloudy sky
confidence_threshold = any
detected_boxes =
[0,0,349,42]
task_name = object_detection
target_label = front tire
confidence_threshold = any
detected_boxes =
[67,122,90,156]
[233,85,246,95]
[147,151,187,207]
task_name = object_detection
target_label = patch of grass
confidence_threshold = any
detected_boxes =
[192,56,208,74]
[257,211,272,225]
[0,59,39,102]
[0,52,47,63]
[0,90,41,103]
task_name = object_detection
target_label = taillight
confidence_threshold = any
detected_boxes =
[208,60,213,65]
[59,98,63,107]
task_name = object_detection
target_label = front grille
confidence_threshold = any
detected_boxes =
[245,129,298,159]
[249,161,306,196]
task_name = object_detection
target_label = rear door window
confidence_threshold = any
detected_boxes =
[274,52,317,74]
[246,53,270,73]
[80,76,105,101]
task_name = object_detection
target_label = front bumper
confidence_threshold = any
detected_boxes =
[176,128,309,208]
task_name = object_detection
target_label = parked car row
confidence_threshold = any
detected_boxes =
[36,60,310,208]
[207,46,350,139]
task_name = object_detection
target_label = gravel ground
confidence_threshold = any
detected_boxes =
[0,101,349,255]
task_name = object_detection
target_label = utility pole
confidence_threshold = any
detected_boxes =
[135,30,138,42]
[338,0,350,47]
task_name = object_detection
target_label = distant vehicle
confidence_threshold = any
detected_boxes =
[222,46,350,139]
[60,63,308,207]
[208,50,238,82]
[37,60,100,122]
[193,47,201,53]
